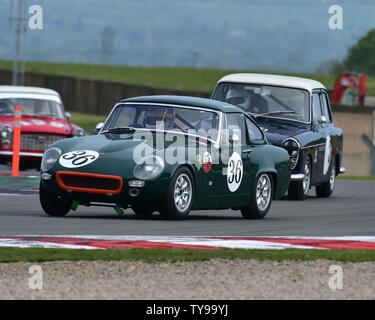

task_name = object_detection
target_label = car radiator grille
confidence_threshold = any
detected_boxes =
[56,172,123,195]
[20,134,67,151]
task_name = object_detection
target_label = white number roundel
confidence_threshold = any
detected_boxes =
[59,150,99,168]
[227,152,243,192]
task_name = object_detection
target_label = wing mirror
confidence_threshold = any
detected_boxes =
[318,115,327,125]
[96,122,104,133]
[65,112,71,119]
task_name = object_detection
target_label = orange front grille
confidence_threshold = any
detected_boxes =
[56,171,123,194]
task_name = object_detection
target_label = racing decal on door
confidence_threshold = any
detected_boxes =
[227,152,243,192]
[59,150,99,168]
[203,151,212,173]
[323,135,332,175]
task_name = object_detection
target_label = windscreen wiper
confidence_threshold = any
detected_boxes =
[103,126,136,133]
[251,110,296,118]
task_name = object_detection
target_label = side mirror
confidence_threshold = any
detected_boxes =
[65,112,71,119]
[318,115,327,126]
[96,122,104,133]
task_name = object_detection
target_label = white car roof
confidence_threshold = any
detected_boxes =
[0,86,60,96]
[217,73,326,93]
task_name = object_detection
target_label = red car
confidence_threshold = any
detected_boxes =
[0,86,85,169]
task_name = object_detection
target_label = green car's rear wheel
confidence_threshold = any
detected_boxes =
[241,173,273,219]
[39,182,72,217]
[159,167,194,220]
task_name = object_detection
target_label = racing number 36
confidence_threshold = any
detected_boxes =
[227,152,243,192]
[62,151,96,166]
[59,150,100,168]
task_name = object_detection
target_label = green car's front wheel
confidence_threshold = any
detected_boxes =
[241,173,273,219]
[159,167,194,220]
[39,182,72,217]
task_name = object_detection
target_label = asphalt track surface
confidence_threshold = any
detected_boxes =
[0,174,374,236]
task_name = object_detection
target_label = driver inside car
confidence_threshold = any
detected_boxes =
[143,108,175,130]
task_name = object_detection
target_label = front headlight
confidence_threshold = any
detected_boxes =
[282,138,300,170]
[73,128,85,137]
[41,147,62,172]
[1,125,13,149]
[133,155,165,180]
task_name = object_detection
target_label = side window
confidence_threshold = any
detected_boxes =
[312,93,323,123]
[245,117,263,142]
[226,113,246,145]
[321,92,332,123]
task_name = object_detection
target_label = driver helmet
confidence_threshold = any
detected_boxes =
[144,108,174,130]
[226,88,251,110]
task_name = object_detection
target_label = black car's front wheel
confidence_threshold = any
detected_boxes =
[241,173,273,219]
[159,167,194,220]
[316,159,336,198]
[39,182,72,217]
[288,157,311,200]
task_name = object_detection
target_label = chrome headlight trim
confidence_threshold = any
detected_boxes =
[133,155,165,180]
[73,128,86,137]
[1,124,13,149]
[41,147,62,172]
[282,138,300,170]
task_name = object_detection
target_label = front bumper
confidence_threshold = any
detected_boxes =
[0,150,43,158]
[290,173,305,181]
[41,170,170,206]
[291,166,346,182]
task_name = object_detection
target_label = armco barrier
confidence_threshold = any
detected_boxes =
[0,69,209,115]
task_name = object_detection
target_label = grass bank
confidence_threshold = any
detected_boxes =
[1,247,375,263]
[1,59,374,95]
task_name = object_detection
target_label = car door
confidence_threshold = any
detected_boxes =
[217,113,257,208]
[320,90,336,179]
[311,91,328,183]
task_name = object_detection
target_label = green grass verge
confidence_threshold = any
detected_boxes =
[337,176,375,181]
[69,111,106,134]
[1,59,375,95]
[1,247,375,263]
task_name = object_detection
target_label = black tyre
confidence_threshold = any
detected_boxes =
[241,173,273,219]
[159,167,194,220]
[288,157,311,200]
[316,159,336,198]
[39,182,72,217]
[132,206,155,217]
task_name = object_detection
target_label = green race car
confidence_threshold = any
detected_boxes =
[40,95,291,220]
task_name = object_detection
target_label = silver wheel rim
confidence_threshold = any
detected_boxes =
[256,174,272,211]
[330,163,336,191]
[303,161,311,196]
[174,173,192,213]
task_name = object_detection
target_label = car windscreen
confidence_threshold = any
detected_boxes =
[0,98,64,118]
[104,104,220,141]
[213,83,310,122]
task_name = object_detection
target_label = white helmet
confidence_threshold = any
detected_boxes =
[225,88,251,110]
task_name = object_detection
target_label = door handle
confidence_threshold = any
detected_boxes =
[242,149,253,154]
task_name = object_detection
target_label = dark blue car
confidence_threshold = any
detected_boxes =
[212,73,346,200]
